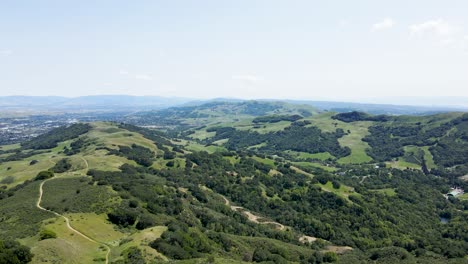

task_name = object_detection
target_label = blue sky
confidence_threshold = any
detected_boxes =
[1,1,467,103]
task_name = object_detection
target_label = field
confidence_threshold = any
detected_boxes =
[286,150,334,161]
[85,149,137,171]
[371,188,397,196]
[292,161,337,172]
[421,146,437,169]
[0,181,52,239]
[386,159,421,170]
[87,122,159,153]
[41,176,119,214]
[303,113,373,164]
[27,217,108,264]
[112,226,167,262]
[315,181,359,201]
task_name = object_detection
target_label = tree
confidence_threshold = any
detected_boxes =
[34,170,54,180]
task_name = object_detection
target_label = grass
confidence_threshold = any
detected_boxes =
[0,181,52,239]
[0,157,54,188]
[290,166,314,178]
[223,156,240,164]
[113,226,167,262]
[84,150,137,171]
[302,113,373,164]
[292,161,337,172]
[66,213,126,246]
[27,217,108,264]
[212,138,229,145]
[459,193,468,201]
[286,150,333,161]
[188,130,216,140]
[0,143,21,151]
[421,146,437,170]
[0,140,72,188]
[250,121,291,134]
[88,122,158,152]
[386,159,421,170]
[336,122,373,164]
[152,157,186,170]
[41,177,119,214]
[185,142,226,153]
[315,181,359,201]
[252,156,276,167]
[371,188,397,196]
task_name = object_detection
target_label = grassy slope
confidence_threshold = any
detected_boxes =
[112,226,167,262]
[304,112,373,164]
[286,150,334,161]
[315,181,359,201]
[0,181,52,239]
[27,217,107,264]
[88,122,159,153]
[185,111,374,165]
[0,123,171,262]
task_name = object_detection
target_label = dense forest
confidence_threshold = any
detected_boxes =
[206,124,351,158]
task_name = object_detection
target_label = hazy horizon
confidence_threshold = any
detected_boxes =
[1,94,468,108]
[1,1,468,103]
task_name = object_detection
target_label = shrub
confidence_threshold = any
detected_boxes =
[34,171,54,180]
[0,176,14,185]
[51,158,72,173]
[0,239,33,263]
[39,229,57,240]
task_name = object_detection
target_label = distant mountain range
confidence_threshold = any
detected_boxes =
[0,95,467,115]
[0,95,192,110]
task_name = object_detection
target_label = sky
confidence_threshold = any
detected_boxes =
[1,0,468,104]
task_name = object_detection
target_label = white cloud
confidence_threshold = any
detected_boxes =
[119,70,129,75]
[134,74,152,81]
[409,19,458,37]
[372,18,395,31]
[232,75,262,83]
[0,50,12,56]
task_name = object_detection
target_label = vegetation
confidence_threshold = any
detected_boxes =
[50,158,72,173]
[253,114,303,123]
[0,239,33,263]
[39,229,57,240]
[108,144,155,167]
[34,170,54,180]
[362,113,468,177]
[207,124,351,158]
[20,123,91,150]
[0,109,467,263]
[332,111,392,122]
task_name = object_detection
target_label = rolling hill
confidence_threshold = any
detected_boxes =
[0,105,467,263]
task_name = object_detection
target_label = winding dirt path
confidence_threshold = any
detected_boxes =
[79,156,89,170]
[222,196,285,230]
[222,195,324,246]
[36,178,110,264]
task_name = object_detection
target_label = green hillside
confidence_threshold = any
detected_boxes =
[0,107,467,263]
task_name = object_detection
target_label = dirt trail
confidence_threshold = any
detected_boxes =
[222,195,334,246]
[37,178,110,264]
[222,196,285,230]
[79,156,89,170]
[359,175,369,184]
